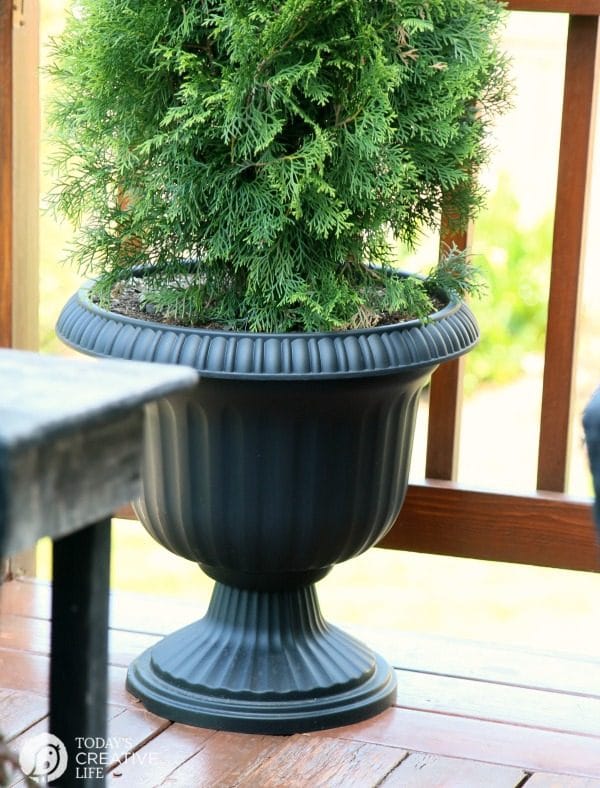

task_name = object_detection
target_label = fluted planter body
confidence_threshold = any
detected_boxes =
[136,373,424,589]
[57,280,478,733]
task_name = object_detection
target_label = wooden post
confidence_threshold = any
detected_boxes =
[0,0,12,349]
[4,0,40,577]
[12,0,39,352]
[0,0,39,353]
[537,15,599,492]
[425,225,472,481]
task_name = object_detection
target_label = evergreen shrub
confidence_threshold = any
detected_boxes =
[49,0,510,332]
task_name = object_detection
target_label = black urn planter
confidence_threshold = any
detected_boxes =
[56,282,478,734]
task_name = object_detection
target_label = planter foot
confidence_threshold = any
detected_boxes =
[126,582,397,734]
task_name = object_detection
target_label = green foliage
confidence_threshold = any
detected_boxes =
[48,0,510,332]
[426,244,487,302]
[467,175,550,388]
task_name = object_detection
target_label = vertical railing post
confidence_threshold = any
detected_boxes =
[0,0,12,349]
[425,225,472,481]
[12,0,39,352]
[537,15,599,493]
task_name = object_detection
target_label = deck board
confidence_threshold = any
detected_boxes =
[108,723,216,786]
[2,578,600,785]
[379,752,526,787]
[0,689,46,740]
[394,668,600,736]
[231,735,407,787]
[359,628,600,697]
[327,707,600,778]
[160,731,289,787]
[525,775,600,788]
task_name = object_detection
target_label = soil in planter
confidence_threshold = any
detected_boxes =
[97,278,447,332]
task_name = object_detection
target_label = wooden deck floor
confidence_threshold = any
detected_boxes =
[2,577,600,786]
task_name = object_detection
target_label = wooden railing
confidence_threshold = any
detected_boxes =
[0,0,38,353]
[0,0,12,349]
[1,1,599,570]
[382,1,600,571]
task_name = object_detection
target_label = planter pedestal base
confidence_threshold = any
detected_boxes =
[126,582,397,734]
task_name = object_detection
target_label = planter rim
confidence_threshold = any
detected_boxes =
[56,278,479,380]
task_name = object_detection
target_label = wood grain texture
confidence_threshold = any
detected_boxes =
[235,734,408,788]
[425,227,471,481]
[0,644,51,696]
[3,705,168,785]
[380,481,599,571]
[0,577,205,636]
[329,707,600,778]
[6,585,600,700]
[0,0,12,349]
[537,15,599,492]
[0,689,47,740]
[107,723,215,785]
[2,410,146,556]
[0,648,136,707]
[425,359,465,481]
[0,577,51,619]
[392,669,600,737]
[525,774,600,787]
[11,0,39,352]
[4,704,129,787]
[101,707,171,771]
[381,752,526,787]
[6,703,128,747]
[379,630,600,698]
[0,350,198,556]
[0,613,49,655]
[4,580,600,783]
[162,731,286,787]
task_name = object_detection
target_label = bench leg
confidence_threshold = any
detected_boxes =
[50,518,111,786]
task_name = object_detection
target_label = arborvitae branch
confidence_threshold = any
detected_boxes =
[48,0,510,332]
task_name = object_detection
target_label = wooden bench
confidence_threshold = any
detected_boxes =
[0,349,196,786]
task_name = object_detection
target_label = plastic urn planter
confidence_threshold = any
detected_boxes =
[57,279,478,734]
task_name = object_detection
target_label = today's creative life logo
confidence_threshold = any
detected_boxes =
[16,732,159,782]
[18,733,68,784]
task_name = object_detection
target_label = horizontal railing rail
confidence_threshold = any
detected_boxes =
[506,1,600,13]
[382,482,597,571]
